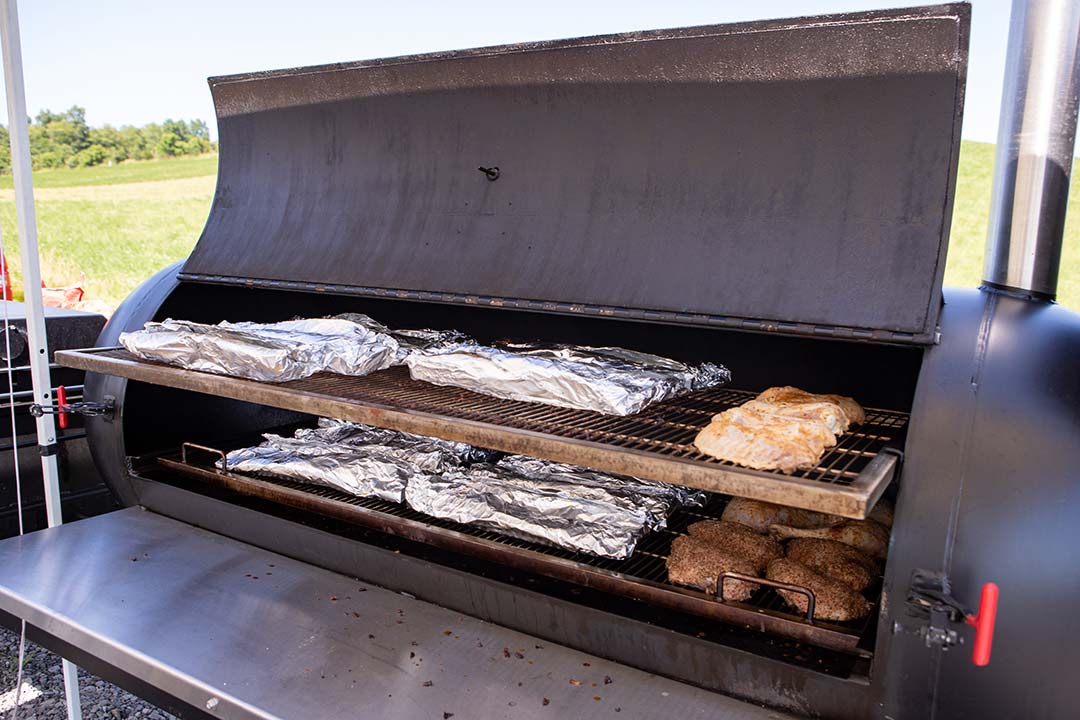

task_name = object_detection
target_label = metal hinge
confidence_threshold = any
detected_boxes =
[30,392,115,422]
[893,569,999,666]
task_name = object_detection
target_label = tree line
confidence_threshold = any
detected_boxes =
[0,106,216,172]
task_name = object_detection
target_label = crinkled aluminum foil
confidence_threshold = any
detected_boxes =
[219,421,472,502]
[405,459,700,559]
[222,441,415,503]
[303,418,497,465]
[119,315,401,383]
[331,313,473,363]
[406,342,730,415]
[496,455,704,530]
[388,327,474,361]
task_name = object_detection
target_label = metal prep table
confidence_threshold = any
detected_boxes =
[0,508,791,719]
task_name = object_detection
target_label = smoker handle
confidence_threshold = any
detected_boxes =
[180,442,228,471]
[716,571,817,623]
[965,582,999,666]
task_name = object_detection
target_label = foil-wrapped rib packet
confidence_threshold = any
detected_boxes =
[120,314,401,382]
[302,418,497,465]
[406,342,730,416]
[222,439,414,504]
[406,458,703,559]
[119,313,470,383]
[219,419,698,558]
[495,455,705,530]
[219,419,473,503]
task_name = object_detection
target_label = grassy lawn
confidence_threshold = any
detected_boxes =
[0,154,218,190]
[0,144,1077,315]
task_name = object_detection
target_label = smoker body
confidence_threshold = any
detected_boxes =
[74,273,1080,720]
[5,3,1079,718]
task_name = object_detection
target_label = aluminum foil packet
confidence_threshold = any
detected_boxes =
[119,314,401,383]
[495,455,705,530]
[405,459,700,559]
[221,439,415,503]
[331,313,472,363]
[219,420,477,502]
[303,418,498,465]
[406,342,730,415]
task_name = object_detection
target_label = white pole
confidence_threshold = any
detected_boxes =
[0,1,83,718]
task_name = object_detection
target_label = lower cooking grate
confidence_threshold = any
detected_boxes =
[60,347,908,518]
[157,451,880,654]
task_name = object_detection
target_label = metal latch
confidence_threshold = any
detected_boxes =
[30,385,115,426]
[895,569,999,666]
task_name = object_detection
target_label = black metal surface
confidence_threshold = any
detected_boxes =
[873,287,1080,720]
[930,289,1080,720]
[85,262,184,508]
[181,4,969,344]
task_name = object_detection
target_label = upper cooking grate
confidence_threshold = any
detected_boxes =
[57,347,908,518]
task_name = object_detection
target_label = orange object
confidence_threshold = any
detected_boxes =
[965,582,999,667]
[56,385,68,429]
[40,279,85,309]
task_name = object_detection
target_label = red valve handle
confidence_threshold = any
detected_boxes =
[56,385,68,429]
[964,582,999,667]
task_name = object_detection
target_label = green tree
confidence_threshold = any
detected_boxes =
[0,107,215,172]
[139,122,163,160]
[88,125,128,164]
[157,131,183,157]
[117,125,146,160]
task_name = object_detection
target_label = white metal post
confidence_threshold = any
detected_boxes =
[0,1,82,718]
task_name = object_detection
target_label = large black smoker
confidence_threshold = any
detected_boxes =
[1,3,1078,718]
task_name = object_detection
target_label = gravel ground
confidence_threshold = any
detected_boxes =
[1,625,175,720]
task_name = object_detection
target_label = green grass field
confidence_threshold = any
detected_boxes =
[0,144,1078,314]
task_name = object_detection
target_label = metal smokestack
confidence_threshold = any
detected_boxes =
[984,0,1080,298]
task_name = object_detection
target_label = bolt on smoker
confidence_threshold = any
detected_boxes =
[2,2,1079,719]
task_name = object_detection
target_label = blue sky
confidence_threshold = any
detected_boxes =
[5,1,1010,143]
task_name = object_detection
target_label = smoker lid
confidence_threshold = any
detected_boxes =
[181,3,969,344]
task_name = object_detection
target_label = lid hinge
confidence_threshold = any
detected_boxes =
[894,569,999,666]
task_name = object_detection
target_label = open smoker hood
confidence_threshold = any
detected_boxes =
[181,4,969,344]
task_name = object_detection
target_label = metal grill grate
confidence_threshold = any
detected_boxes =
[297,368,906,488]
[157,452,880,654]
[59,348,908,518]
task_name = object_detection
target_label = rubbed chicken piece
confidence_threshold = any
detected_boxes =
[686,520,783,572]
[766,558,873,622]
[666,535,761,601]
[693,405,837,473]
[757,386,866,427]
[721,498,836,534]
[867,498,895,529]
[741,398,851,435]
[785,538,878,592]
[769,519,889,560]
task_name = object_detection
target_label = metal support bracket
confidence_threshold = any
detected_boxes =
[30,396,115,421]
[893,570,967,650]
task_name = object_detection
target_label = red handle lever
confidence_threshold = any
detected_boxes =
[56,385,68,429]
[965,582,999,667]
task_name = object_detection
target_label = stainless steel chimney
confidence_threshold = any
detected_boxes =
[984,0,1080,298]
